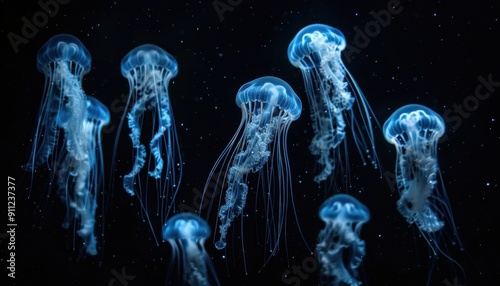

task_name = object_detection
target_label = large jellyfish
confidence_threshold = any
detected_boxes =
[288,23,379,186]
[383,104,465,282]
[25,33,90,176]
[317,194,369,286]
[25,34,106,255]
[115,44,182,244]
[201,76,306,265]
[163,213,220,286]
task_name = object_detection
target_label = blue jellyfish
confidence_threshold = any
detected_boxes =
[25,34,106,255]
[288,23,379,186]
[163,213,220,286]
[201,76,306,266]
[25,33,90,175]
[317,194,369,286]
[115,44,182,244]
[383,104,465,282]
[57,96,110,255]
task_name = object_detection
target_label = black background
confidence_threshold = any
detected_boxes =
[2,0,499,285]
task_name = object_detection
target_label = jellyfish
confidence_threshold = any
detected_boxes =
[317,194,370,286]
[163,213,220,286]
[383,104,465,282]
[25,34,106,255]
[201,76,307,266]
[25,33,90,176]
[115,44,182,244]
[57,96,110,255]
[288,23,379,186]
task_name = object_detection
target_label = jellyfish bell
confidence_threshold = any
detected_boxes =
[86,95,111,125]
[236,76,302,121]
[120,44,178,79]
[36,33,91,75]
[288,23,346,69]
[163,213,211,242]
[383,104,445,148]
[319,193,370,224]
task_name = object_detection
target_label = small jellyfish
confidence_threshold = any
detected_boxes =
[114,44,182,244]
[288,23,379,186]
[383,104,465,282]
[163,213,220,286]
[201,76,307,267]
[317,194,369,286]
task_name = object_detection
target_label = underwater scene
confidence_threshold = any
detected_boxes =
[3,0,499,285]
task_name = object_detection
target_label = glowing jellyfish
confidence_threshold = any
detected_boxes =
[317,194,369,286]
[383,104,465,281]
[25,34,105,255]
[201,76,305,264]
[288,23,379,186]
[115,44,182,244]
[25,33,90,175]
[163,213,220,286]
[57,96,110,255]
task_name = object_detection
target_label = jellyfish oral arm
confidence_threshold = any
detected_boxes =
[123,102,147,196]
[215,111,277,250]
[309,108,346,183]
[181,239,209,286]
[56,61,88,161]
[304,55,354,183]
[395,145,444,233]
[318,222,365,286]
[148,93,172,179]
